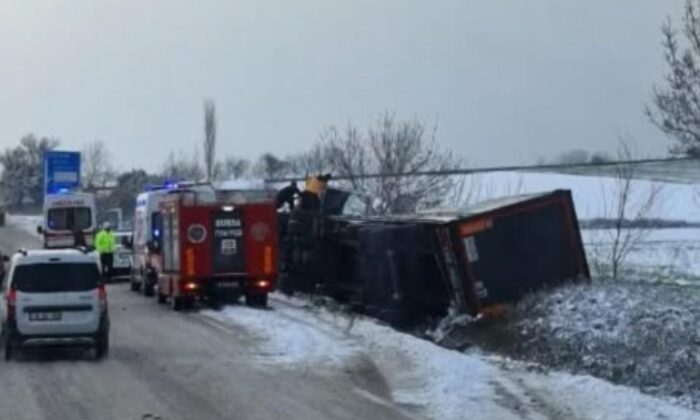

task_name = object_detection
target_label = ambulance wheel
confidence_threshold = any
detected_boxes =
[245,293,268,308]
[129,271,140,292]
[130,279,140,292]
[143,283,155,297]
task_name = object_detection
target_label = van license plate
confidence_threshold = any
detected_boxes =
[29,312,62,322]
[216,282,240,289]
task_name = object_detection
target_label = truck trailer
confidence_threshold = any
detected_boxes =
[279,188,589,326]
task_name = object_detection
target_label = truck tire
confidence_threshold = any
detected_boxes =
[245,293,268,308]
[182,297,195,311]
[171,296,183,311]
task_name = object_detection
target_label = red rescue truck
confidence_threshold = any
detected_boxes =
[155,191,278,310]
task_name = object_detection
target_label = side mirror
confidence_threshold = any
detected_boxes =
[36,226,44,235]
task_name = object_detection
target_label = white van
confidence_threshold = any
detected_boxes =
[2,249,110,360]
[130,183,215,296]
[39,192,97,249]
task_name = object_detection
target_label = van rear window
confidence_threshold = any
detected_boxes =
[13,263,100,293]
[48,207,92,230]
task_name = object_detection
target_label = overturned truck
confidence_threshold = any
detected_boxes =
[279,189,590,326]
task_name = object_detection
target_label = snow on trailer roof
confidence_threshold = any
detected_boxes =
[350,191,562,225]
[420,191,559,220]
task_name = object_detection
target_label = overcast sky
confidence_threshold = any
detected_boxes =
[0,0,686,171]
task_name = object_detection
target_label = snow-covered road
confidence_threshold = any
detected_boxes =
[205,294,700,420]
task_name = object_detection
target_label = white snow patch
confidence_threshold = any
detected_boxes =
[207,294,699,420]
[8,214,42,237]
[202,305,362,368]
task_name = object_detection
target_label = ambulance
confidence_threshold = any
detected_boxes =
[38,192,97,249]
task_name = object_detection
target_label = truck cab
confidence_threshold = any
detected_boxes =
[39,192,97,249]
[129,183,216,296]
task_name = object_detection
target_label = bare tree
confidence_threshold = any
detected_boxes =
[319,113,462,214]
[0,134,60,208]
[593,141,664,280]
[82,140,115,188]
[288,144,329,176]
[254,153,290,180]
[203,99,217,182]
[161,150,205,182]
[647,0,700,156]
[219,156,250,180]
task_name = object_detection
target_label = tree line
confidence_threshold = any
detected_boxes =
[0,109,463,219]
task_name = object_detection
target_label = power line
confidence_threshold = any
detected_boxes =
[265,156,699,183]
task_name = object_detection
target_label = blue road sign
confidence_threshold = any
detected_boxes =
[43,151,81,195]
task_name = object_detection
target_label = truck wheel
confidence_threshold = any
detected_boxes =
[245,293,268,308]
[171,296,182,311]
[130,279,141,292]
[95,332,109,360]
[182,297,195,311]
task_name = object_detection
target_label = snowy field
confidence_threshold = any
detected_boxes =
[468,171,699,222]
[205,295,700,420]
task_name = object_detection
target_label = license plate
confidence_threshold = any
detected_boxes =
[216,282,240,289]
[29,312,62,322]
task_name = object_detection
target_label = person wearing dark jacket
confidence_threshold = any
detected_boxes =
[276,181,300,210]
[73,227,87,248]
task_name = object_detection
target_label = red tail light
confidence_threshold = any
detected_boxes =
[6,286,16,320]
[98,284,107,312]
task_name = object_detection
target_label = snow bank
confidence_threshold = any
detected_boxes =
[207,295,699,420]
[499,282,700,410]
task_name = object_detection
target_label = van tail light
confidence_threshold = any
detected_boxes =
[98,284,107,313]
[6,285,16,320]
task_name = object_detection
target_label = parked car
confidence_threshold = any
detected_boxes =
[112,230,133,280]
[1,249,110,360]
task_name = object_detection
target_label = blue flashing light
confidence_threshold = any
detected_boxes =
[144,180,181,192]
[57,188,70,194]
[153,229,160,238]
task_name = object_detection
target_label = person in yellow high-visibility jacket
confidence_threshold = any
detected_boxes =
[95,222,117,281]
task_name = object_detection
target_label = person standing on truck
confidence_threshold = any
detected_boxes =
[95,222,117,280]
